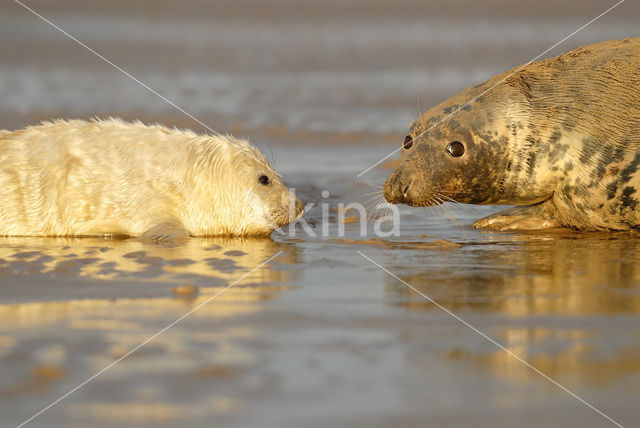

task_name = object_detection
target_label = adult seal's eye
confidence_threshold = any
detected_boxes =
[446,141,465,157]
[259,175,270,185]
[403,135,413,149]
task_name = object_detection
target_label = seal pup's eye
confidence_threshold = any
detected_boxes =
[403,135,413,149]
[446,141,465,157]
[258,175,270,186]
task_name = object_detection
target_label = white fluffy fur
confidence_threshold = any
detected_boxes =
[0,118,302,238]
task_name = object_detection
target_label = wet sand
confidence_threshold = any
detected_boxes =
[1,1,639,427]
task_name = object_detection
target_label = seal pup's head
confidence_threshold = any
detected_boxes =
[188,135,304,237]
[384,76,556,208]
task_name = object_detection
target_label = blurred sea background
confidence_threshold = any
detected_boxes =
[0,1,639,427]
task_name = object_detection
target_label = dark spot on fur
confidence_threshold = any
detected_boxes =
[448,119,461,130]
[546,129,565,162]
[562,122,575,133]
[442,105,460,116]
[579,137,600,164]
[621,153,640,184]
[606,182,618,200]
[527,150,537,177]
[548,130,562,145]
[591,145,625,186]
[621,186,638,210]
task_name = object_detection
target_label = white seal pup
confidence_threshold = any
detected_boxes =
[0,118,304,239]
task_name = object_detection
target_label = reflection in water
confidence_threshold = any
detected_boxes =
[385,232,640,386]
[0,236,301,329]
[0,236,300,423]
[387,232,640,315]
[3,0,640,424]
[0,236,300,284]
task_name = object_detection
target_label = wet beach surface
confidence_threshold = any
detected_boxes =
[1,1,639,427]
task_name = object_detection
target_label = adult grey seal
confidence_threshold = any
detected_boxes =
[384,38,640,231]
[0,118,304,239]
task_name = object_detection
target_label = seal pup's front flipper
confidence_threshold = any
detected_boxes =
[472,202,562,231]
[139,220,190,241]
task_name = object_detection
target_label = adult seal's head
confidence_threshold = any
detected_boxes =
[384,38,640,231]
[383,90,514,207]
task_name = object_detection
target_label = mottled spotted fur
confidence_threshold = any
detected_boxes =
[385,38,640,231]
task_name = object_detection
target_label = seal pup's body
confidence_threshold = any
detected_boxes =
[0,118,303,238]
[384,38,640,231]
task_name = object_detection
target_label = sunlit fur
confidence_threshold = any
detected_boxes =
[0,118,303,237]
[385,38,640,231]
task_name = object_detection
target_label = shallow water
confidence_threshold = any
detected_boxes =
[2,147,639,428]
[1,1,639,427]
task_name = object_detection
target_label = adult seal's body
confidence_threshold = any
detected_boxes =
[384,38,640,231]
[0,118,304,239]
